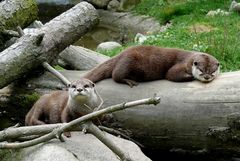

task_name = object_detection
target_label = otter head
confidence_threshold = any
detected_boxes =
[192,54,220,83]
[68,78,96,101]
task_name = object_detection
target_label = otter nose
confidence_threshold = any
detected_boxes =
[77,88,83,92]
[204,75,210,80]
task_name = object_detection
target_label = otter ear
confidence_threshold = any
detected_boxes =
[193,62,198,66]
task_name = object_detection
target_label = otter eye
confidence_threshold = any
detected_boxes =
[84,84,89,88]
[194,62,198,66]
[216,62,220,66]
[71,84,76,88]
[92,83,95,87]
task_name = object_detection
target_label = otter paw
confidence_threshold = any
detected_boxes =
[64,132,71,137]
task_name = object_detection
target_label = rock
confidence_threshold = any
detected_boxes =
[98,10,163,35]
[107,0,120,11]
[229,0,240,12]
[134,33,148,44]
[206,9,230,16]
[36,0,81,5]
[118,0,141,11]
[1,132,151,161]
[97,41,122,51]
[85,0,111,8]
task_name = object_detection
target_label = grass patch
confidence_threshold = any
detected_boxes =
[97,46,125,57]
[101,0,240,72]
[54,65,65,70]
[134,0,229,24]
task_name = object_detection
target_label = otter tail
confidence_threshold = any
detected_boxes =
[83,56,118,83]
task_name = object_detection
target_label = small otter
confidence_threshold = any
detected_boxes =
[25,79,102,126]
[83,45,220,87]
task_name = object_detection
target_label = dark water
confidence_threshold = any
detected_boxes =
[38,3,74,23]
[38,3,128,50]
[142,148,233,161]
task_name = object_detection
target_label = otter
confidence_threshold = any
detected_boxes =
[25,78,102,127]
[83,45,220,87]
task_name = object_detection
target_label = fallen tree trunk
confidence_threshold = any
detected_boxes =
[1,69,240,155]
[0,2,99,89]
[0,0,38,50]
[0,0,37,29]
[59,45,109,70]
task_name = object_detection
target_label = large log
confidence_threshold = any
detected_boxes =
[8,69,239,155]
[59,45,109,70]
[0,2,99,89]
[0,0,38,50]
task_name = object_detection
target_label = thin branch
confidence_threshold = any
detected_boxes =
[62,96,160,131]
[94,89,104,111]
[98,126,144,148]
[42,62,71,86]
[16,26,24,37]
[33,20,44,28]
[0,96,160,149]
[0,123,66,142]
[2,30,20,37]
[84,121,132,161]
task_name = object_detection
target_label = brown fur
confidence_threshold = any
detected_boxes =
[25,91,68,126]
[25,79,100,126]
[83,45,219,87]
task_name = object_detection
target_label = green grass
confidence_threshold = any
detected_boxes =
[101,0,240,72]
[134,0,230,24]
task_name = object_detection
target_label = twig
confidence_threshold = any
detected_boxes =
[32,20,44,28]
[62,96,160,131]
[0,96,160,149]
[98,126,144,148]
[16,26,24,37]
[42,62,71,86]
[84,121,132,161]
[0,123,66,142]
[2,30,20,37]
[94,89,104,111]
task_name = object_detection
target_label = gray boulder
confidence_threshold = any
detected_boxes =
[36,0,81,5]
[85,0,111,8]
[107,0,120,11]
[1,132,151,161]
[97,41,122,51]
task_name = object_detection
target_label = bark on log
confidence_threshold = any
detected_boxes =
[0,0,38,50]
[0,2,99,89]
[4,69,239,155]
[59,45,109,70]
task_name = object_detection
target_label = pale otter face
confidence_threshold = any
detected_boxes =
[68,79,95,100]
[192,54,220,82]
